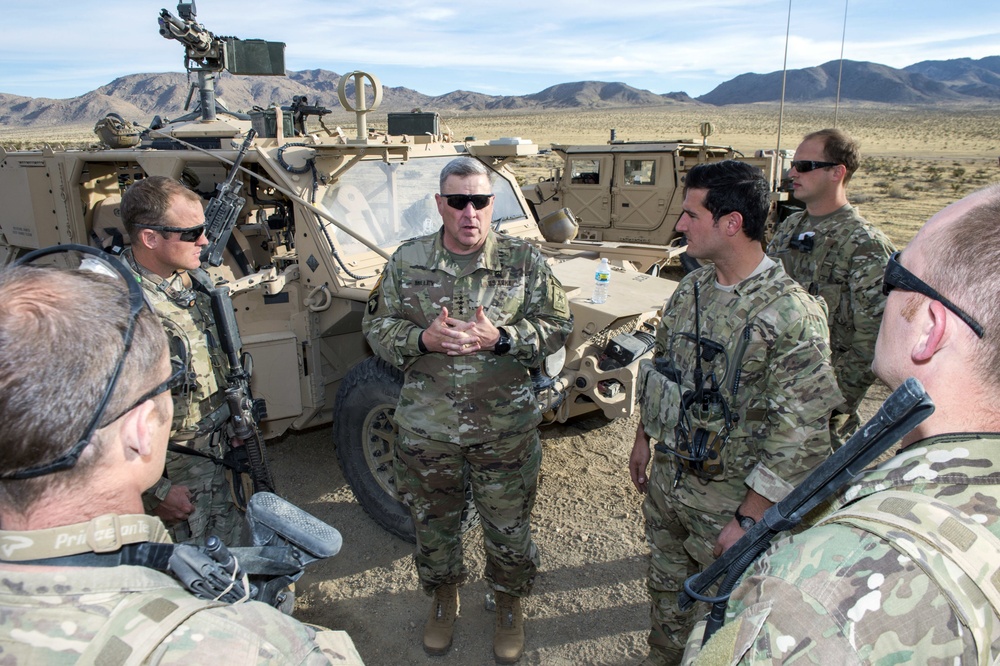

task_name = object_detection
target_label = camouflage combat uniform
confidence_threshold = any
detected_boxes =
[124,249,245,546]
[636,258,842,663]
[690,433,1000,665]
[0,514,364,664]
[767,205,895,443]
[362,229,572,596]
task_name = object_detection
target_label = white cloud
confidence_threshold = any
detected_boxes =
[1,0,998,99]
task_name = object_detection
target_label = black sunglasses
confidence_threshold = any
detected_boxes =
[2,244,159,479]
[101,356,187,426]
[136,223,206,242]
[790,160,840,173]
[442,194,494,210]
[883,251,984,338]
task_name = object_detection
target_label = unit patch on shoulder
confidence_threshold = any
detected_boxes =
[367,274,385,315]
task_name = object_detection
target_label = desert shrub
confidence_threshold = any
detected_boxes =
[887,185,914,199]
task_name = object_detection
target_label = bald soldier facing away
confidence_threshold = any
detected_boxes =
[0,257,362,664]
[689,184,1000,664]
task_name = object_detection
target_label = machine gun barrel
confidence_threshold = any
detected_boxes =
[158,7,214,54]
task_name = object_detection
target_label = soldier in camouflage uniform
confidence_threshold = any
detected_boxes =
[686,184,1000,665]
[767,129,896,445]
[362,157,572,663]
[0,262,363,664]
[121,176,246,546]
[629,161,843,666]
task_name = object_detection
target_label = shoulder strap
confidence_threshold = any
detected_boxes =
[78,586,225,666]
[820,490,1000,665]
[724,273,796,399]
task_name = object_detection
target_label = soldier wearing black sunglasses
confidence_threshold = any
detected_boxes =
[363,157,572,663]
[0,255,363,664]
[768,128,897,447]
[120,175,248,548]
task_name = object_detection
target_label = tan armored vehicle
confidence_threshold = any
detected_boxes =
[0,4,678,541]
[522,126,796,272]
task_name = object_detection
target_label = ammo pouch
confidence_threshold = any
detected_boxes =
[637,358,681,443]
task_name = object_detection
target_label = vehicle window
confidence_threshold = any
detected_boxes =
[569,159,601,185]
[624,159,656,185]
[318,156,528,254]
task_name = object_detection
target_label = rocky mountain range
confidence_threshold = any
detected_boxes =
[1,56,996,129]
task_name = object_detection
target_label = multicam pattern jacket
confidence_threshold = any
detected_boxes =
[0,515,362,664]
[642,261,843,511]
[694,433,1000,665]
[362,229,572,444]
[767,205,895,414]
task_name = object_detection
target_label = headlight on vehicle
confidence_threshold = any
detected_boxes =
[543,346,566,378]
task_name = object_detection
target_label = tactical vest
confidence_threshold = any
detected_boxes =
[123,251,229,437]
[771,207,857,350]
[638,265,798,481]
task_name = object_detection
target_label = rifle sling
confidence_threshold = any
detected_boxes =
[167,442,246,473]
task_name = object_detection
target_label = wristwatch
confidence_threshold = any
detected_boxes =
[735,508,756,531]
[493,327,512,356]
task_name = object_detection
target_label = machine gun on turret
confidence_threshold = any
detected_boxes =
[158,1,286,122]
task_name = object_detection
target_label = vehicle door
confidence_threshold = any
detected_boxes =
[561,155,613,228]
[612,155,676,235]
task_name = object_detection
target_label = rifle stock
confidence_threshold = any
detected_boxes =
[201,129,257,267]
[679,377,934,643]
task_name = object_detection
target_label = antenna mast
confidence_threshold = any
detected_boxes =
[776,0,792,157]
[834,0,850,127]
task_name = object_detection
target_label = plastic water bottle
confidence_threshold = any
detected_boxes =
[592,257,610,304]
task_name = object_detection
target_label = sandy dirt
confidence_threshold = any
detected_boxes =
[269,384,889,666]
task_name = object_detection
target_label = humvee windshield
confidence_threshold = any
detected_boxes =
[319,156,528,254]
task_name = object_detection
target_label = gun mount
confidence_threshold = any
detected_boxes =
[159,1,285,124]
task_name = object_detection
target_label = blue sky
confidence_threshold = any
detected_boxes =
[3,0,999,100]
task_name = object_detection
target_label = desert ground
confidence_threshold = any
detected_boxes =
[5,104,997,664]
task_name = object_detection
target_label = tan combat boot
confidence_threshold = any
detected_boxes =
[493,591,524,664]
[423,583,459,656]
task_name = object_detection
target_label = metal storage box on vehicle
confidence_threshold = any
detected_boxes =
[387,112,440,137]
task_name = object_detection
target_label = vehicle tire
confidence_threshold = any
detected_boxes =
[333,355,479,543]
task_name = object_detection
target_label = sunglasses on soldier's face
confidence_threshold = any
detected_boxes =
[136,223,206,242]
[882,251,984,338]
[442,194,494,210]
[789,160,840,173]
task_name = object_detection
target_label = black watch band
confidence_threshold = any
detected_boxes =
[493,327,512,356]
[735,508,756,531]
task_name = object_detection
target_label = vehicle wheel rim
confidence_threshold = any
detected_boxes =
[363,402,399,499]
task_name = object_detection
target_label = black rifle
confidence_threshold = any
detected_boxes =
[201,129,256,267]
[289,95,333,136]
[170,492,341,608]
[209,284,276,494]
[680,377,934,645]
